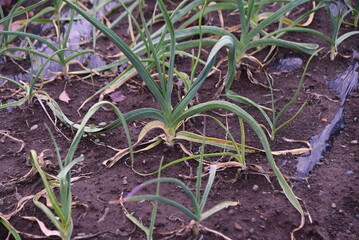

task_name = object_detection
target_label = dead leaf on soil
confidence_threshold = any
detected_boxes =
[59,90,71,103]
[158,220,234,240]
[22,216,61,237]
[0,130,25,153]
[109,91,126,102]
[67,59,100,76]
[72,231,112,240]
[73,201,89,221]
[35,93,71,142]
[1,149,56,187]
[97,206,109,223]
[0,193,39,220]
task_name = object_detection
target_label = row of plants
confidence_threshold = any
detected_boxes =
[0,0,358,239]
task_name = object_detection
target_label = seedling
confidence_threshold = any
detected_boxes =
[0,0,51,52]
[225,49,320,140]
[350,0,359,27]
[28,101,132,239]
[266,1,359,60]
[0,0,94,77]
[118,142,239,239]
[29,125,83,240]
[325,0,359,60]
[76,0,319,104]
[63,1,305,236]
[0,46,92,112]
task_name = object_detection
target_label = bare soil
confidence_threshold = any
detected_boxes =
[0,2,358,240]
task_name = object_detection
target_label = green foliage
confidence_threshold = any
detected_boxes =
[131,0,319,61]
[0,0,91,76]
[73,0,319,100]
[29,101,132,239]
[325,0,359,60]
[29,125,81,240]
[225,49,320,140]
[63,0,305,232]
[0,216,21,240]
[0,0,50,49]
[0,1,326,237]
[63,0,237,145]
[274,0,359,60]
[351,0,359,27]
[0,46,92,112]
[122,143,239,238]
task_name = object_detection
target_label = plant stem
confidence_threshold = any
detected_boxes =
[193,221,200,235]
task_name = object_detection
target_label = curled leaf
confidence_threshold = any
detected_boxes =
[22,216,61,237]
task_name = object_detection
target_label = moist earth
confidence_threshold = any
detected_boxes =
[1,1,359,240]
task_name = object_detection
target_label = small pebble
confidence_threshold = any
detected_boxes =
[355,214,359,219]
[331,203,336,208]
[228,209,235,215]
[77,233,85,236]
[276,57,303,72]
[30,124,38,131]
[249,228,254,233]
[350,140,358,144]
[252,185,259,192]
[345,170,354,175]
[234,223,243,231]
[250,217,256,223]
[122,177,128,185]
[354,117,358,122]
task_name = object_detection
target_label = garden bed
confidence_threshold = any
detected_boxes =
[0,1,358,239]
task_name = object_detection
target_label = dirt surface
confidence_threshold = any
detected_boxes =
[1,1,359,240]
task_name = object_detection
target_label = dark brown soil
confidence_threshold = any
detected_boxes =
[1,2,358,240]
